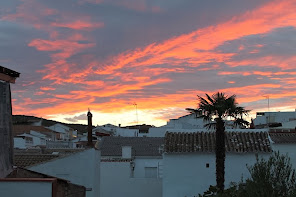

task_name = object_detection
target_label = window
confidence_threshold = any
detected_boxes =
[145,167,157,178]
[25,137,33,144]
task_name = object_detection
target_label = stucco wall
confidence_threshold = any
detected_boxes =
[100,161,162,197]
[29,149,100,197]
[272,144,296,168]
[115,128,138,137]
[254,111,296,125]
[0,181,52,197]
[133,158,163,178]
[14,138,26,149]
[163,153,270,197]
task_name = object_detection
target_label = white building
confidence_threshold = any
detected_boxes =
[254,110,296,127]
[48,123,77,140]
[162,131,272,197]
[146,113,250,137]
[14,130,49,149]
[93,124,139,137]
[13,125,59,141]
[1,168,86,197]
[28,148,100,197]
[99,137,164,197]
[269,131,296,168]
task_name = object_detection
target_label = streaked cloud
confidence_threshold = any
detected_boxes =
[1,0,295,126]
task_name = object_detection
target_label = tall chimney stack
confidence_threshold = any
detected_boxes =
[0,66,20,178]
[87,109,93,147]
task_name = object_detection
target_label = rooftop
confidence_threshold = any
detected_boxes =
[14,154,59,168]
[269,131,296,143]
[12,125,56,137]
[13,148,86,167]
[164,131,272,153]
[99,137,164,157]
[0,65,20,83]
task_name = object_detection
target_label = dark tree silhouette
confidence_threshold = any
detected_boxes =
[187,92,249,192]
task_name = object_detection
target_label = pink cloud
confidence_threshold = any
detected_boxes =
[51,20,104,30]
[92,0,296,76]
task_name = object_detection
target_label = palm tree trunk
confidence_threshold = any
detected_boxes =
[216,117,225,192]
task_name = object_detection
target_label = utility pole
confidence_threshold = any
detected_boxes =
[263,95,270,126]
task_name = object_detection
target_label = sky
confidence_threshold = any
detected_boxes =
[1,0,296,126]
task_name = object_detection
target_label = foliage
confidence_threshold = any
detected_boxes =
[244,151,296,197]
[187,92,249,192]
[187,92,250,129]
[198,152,296,197]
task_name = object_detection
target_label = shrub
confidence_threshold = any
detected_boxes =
[199,152,296,197]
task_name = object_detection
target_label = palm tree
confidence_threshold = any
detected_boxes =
[187,92,249,192]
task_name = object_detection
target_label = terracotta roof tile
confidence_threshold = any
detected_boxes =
[14,154,59,168]
[164,131,271,153]
[12,125,55,137]
[269,132,296,143]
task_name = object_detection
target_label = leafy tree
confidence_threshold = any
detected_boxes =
[244,151,296,197]
[199,152,296,197]
[187,92,249,192]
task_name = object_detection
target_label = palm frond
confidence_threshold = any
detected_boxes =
[206,93,214,105]
[187,92,250,130]
[186,108,202,118]
[234,118,250,127]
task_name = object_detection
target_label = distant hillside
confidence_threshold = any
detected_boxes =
[12,115,92,134]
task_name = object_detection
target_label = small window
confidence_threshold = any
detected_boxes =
[206,163,209,168]
[145,167,157,178]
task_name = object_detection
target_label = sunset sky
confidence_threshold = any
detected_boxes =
[1,0,296,126]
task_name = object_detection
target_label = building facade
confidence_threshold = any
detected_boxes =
[162,131,272,197]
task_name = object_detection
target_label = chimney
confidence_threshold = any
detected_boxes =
[0,66,20,178]
[122,146,132,159]
[87,109,93,147]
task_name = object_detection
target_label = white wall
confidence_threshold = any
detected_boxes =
[115,128,138,137]
[29,149,100,197]
[18,134,45,147]
[254,111,296,125]
[100,161,162,197]
[163,153,270,197]
[277,120,296,129]
[133,158,163,178]
[48,123,72,140]
[272,144,296,169]
[14,138,26,149]
[146,127,167,137]
[48,123,67,133]
[0,181,52,197]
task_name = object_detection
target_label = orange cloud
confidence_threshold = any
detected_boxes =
[51,20,104,30]
[9,0,296,126]
[226,55,296,70]
[40,86,56,91]
[92,0,296,76]
[28,38,95,59]
[218,70,296,77]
